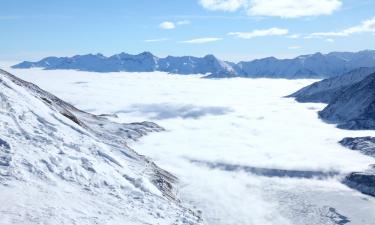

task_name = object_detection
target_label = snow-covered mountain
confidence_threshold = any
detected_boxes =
[289,67,375,103]
[13,52,237,77]
[289,67,375,130]
[237,51,375,78]
[318,71,375,130]
[12,50,375,78]
[0,69,203,225]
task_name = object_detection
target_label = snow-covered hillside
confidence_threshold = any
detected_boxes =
[7,68,375,225]
[0,69,203,225]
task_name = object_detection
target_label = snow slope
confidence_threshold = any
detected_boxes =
[6,68,375,225]
[0,69,203,225]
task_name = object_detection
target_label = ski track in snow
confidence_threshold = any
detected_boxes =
[7,67,375,225]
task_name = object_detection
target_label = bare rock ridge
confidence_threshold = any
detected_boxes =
[288,67,375,103]
[289,67,375,130]
[12,50,375,78]
[0,68,203,224]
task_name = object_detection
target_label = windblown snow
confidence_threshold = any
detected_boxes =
[3,66,375,225]
[0,69,203,225]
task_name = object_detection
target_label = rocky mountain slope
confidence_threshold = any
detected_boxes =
[289,67,375,130]
[12,50,375,78]
[318,71,375,130]
[288,67,375,103]
[0,69,203,225]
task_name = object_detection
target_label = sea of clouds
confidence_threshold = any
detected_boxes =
[8,67,375,225]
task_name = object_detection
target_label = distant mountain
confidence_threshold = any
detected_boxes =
[288,67,375,103]
[0,68,203,224]
[13,52,237,77]
[12,50,375,78]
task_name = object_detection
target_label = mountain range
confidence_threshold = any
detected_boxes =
[12,50,375,79]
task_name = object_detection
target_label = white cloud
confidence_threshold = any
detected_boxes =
[326,38,335,42]
[198,0,342,18]
[228,27,288,39]
[159,21,176,30]
[199,0,246,12]
[180,37,223,44]
[177,20,191,25]
[287,34,301,39]
[309,18,375,37]
[144,38,169,43]
[159,20,190,30]
[248,0,342,18]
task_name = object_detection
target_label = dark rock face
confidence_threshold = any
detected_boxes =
[339,137,375,157]
[343,167,375,197]
[12,50,375,79]
[318,72,375,130]
[289,67,375,130]
[289,67,375,103]
[339,137,375,197]
[0,138,10,150]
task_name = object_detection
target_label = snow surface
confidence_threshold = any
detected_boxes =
[0,68,202,225]
[6,67,375,225]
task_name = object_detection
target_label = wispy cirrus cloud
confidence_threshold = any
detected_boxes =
[177,20,191,25]
[180,37,222,44]
[198,0,342,18]
[287,34,301,39]
[144,38,169,43]
[199,0,246,12]
[288,46,301,49]
[228,27,288,39]
[308,17,375,38]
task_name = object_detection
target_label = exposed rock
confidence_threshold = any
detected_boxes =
[318,72,375,130]
[343,166,375,197]
[288,67,375,103]
[339,137,375,158]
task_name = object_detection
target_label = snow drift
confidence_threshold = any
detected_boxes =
[0,69,203,225]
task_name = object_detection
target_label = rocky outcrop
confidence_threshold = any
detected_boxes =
[342,166,375,197]
[339,137,375,197]
[339,137,375,158]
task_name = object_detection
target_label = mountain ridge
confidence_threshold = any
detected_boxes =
[0,68,203,224]
[13,50,375,78]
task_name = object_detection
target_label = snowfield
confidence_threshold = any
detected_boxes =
[6,67,375,225]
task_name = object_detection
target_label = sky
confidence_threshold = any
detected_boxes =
[1,0,375,62]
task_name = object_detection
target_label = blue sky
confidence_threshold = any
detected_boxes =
[1,0,375,62]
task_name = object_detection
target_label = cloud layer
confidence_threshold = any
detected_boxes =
[199,0,342,18]
[199,0,246,12]
[310,18,375,37]
[228,28,288,39]
[180,37,223,44]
